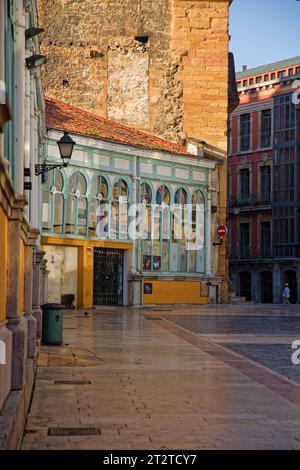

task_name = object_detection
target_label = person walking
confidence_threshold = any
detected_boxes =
[282,283,291,304]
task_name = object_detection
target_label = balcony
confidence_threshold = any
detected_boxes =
[230,249,273,262]
[229,194,272,213]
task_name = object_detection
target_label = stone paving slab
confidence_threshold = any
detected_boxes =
[21,306,300,450]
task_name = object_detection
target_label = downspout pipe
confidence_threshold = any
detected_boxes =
[15,1,26,194]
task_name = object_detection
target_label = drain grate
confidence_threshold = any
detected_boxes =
[54,380,91,385]
[48,427,101,436]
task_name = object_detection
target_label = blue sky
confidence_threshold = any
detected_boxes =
[230,0,300,72]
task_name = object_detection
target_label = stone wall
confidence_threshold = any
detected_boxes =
[37,0,230,146]
[37,0,185,141]
[107,38,149,128]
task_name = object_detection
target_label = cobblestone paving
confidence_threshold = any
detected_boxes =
[21,305,300,450]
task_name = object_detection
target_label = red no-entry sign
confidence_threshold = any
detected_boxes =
[217,225,228,238]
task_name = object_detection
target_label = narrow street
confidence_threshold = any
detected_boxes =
[22,305,300,450]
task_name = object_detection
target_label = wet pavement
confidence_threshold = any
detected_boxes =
[21,304,300,450]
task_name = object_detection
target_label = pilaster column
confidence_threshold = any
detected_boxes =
[24,229,39,358]
[130,167,138,275]
[205,172,212,275]
[251,271,260,303]
[6,195,28,391]
[32,250,45,339]
[129,159,141,306]
[273,263,282,304]
[40,259,48,305]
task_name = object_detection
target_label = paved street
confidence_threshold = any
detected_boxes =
[22,305,300,450]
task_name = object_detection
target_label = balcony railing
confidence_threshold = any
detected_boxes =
[230,250,273,261]
[229,194,272,209]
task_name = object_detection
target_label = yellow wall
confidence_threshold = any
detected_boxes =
[77,246,94,308]
[143,280,209,305]
[0,206,8,322]
[18,240,25,313]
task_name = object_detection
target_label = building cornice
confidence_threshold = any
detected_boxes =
[47,130,219,170]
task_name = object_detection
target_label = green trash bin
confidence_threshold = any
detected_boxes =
[42,303,64,345]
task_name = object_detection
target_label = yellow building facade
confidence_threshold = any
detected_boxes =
[0,0,47,450]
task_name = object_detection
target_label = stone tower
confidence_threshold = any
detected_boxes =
[37,0,233,300]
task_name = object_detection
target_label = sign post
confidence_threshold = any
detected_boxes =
[217,225,228,239]
[213,225,228,245]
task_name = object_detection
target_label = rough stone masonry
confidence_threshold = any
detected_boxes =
[37,0,231,299]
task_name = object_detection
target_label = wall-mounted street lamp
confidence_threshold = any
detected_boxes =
[35,131,76,176]
[25,27,45,40]
[25,54,46,70]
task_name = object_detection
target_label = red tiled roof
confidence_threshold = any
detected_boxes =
[45,97,190,156]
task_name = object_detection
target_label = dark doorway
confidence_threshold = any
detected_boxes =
[284,270,297,304]
[93,248,124,305]
[260,271,273,303]
[239,271,252,301]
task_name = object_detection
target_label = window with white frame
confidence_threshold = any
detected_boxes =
[65,172,88,235]
[42,170,65,233]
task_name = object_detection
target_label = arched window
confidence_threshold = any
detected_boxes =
[140,182,152,204]
[111,179,129,239]
[174,188,187,205]
[140,183,152,241]
[140,183,152,270]
[192,190,205,206]
[42,170,64,233]
[66,172,88,235]
[173,188,188,272]
[89,175,108,236]
[156,185,170,205]
[190,190,205,273]
[155,186,171,271]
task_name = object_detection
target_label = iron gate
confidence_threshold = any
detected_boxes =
[93,248,124,305]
